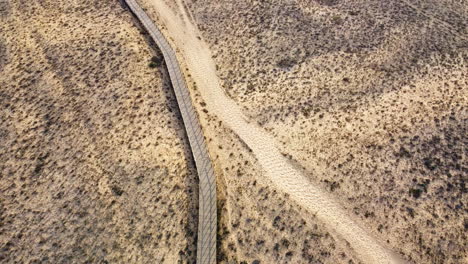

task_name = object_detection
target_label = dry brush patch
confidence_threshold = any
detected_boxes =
[0,0,197,263]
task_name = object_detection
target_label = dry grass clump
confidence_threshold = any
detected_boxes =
[183,0,467,263]
[0,41,6,71]
[0,0,196,263]
[0,0,9,17]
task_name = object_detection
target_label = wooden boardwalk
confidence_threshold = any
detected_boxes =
[123,0,217,263]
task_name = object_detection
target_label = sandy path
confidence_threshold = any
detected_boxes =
[147,0,406,263]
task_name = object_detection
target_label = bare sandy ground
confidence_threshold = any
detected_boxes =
[142,0,406,263]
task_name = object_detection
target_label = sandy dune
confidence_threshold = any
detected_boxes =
[144,0,407,263]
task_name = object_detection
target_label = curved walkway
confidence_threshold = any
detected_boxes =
[123,1,217,263]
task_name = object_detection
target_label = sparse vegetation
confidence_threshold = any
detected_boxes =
[276,57,297,69]
[331,15,343,24]
[150,54,163,68]
[0,1,197,263]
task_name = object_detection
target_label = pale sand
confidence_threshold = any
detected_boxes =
[144,0,407,263]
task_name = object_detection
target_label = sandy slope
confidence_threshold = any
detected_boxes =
[145,0,407,263]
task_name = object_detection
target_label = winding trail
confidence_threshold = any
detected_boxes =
[145,0,407,263]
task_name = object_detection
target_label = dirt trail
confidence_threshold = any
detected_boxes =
[147,0,406,263]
